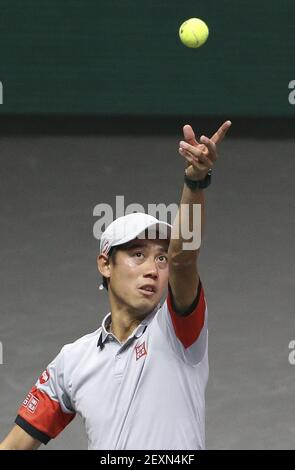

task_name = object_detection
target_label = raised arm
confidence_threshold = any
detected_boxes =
[168,121,231,314]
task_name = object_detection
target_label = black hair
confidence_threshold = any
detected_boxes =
[101,247,117,291]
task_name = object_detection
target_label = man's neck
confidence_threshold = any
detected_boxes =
[108,313,142,343]
[107,295,152,343]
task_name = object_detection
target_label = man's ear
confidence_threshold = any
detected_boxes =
[97,253,111,279]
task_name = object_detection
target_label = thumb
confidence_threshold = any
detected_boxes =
[183,124,198,145]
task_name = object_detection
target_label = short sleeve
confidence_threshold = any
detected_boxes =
[15,347,75,444]
[157,279,208,365]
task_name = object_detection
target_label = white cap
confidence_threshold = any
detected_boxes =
[100,212,172,255]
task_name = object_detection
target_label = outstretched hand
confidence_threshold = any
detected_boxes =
[179,120,232,181]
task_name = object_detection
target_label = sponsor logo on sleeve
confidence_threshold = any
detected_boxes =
[39,369,50,384]
[22,393,39,413]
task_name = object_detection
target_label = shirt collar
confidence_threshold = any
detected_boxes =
[97,303,161,349]
[101,312,112,343]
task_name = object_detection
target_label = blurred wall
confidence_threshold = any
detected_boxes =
[0,0,294,116]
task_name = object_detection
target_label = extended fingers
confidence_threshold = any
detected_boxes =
[211,120,232,144]
[183,124,199,146]
[179,148,209,172]
[179,147,195,165]
[179,143,213,169]
[179,140,214,167]
[199,135,217,162]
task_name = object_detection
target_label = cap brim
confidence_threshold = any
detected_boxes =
[111,221,171,248]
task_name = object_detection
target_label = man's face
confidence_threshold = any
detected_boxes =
[108,238,169,315]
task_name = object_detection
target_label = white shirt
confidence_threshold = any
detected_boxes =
[16,282,208,450]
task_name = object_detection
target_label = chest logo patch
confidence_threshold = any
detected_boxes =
[135,341,147,361]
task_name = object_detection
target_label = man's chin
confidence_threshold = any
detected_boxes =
[131,297,159,315]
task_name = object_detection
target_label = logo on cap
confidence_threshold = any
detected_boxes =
[102,240,110,254]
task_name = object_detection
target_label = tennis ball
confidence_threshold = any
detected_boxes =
[179,18,209,48]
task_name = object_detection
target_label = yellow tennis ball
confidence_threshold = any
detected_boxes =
[179,18,209,48]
